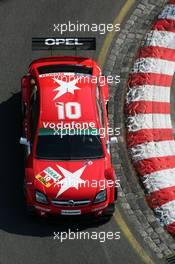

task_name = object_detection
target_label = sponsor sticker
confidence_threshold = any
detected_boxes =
[35,167,62,188]
[44,167,62,181]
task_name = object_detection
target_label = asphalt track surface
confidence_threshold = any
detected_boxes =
[0,1,165,264]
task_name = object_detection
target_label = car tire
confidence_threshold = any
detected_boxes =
[115,187,118,201]
[26,205,36,217]
[104,203,115,217]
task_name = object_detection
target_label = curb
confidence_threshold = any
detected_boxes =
[104,0,175,259]
[126,0,175,235]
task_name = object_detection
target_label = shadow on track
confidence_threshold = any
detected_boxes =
[0,93,109,237]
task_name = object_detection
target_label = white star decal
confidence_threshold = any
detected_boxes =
[55,165,86,197]
[52,77,80,100]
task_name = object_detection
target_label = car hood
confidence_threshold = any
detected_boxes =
[33,159,106,200]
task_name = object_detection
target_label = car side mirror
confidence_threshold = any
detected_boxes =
[20,137,29,145]
[109,137,118,145]
[19,137,31,155]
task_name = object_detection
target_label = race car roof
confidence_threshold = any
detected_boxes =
[30,56,101,127]
[38,73,99,126]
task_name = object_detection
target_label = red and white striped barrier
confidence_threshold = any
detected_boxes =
[126,0,175,235]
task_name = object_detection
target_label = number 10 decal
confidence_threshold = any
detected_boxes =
[56,102,81,119]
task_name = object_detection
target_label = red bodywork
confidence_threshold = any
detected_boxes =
[21,56,116,217]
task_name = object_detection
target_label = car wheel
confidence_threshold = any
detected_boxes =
[115,187,118,200]
[26,205,36,217]
[104,203,115,217]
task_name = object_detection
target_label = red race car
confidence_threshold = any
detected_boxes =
[20,38,117,218]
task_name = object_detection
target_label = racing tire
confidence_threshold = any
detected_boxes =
[115,187,118,201]
[26,205,36,217]
[103,203,115,218]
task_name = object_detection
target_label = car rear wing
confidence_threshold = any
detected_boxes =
[32,37,96,50]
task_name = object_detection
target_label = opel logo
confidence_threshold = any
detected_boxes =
[68,200,75,206]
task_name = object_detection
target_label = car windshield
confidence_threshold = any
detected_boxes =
[36,134,104,160]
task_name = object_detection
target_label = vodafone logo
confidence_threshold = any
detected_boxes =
[45,38,83,46]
